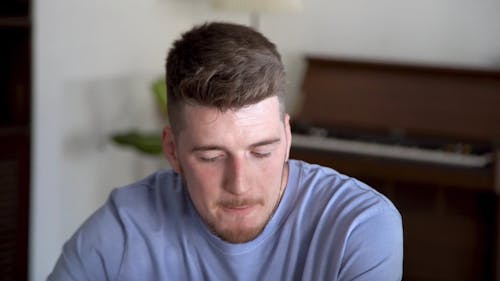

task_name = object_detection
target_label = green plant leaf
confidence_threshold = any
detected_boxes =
[111,131,162,155]
[152,78,167,116]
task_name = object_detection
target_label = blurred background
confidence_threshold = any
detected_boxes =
[1,0,500,280]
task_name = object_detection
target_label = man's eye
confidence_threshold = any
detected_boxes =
[252,151,271,158]
[199,155,223,162]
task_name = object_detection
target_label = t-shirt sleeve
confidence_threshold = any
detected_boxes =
[338,208,403,281]
[47,197,126,281]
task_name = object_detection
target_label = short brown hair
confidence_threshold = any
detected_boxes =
[165,22,286,134]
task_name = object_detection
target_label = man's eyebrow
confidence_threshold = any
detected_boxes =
[190,138,281,152]
[249,138,281,148]
[191,145,225,153]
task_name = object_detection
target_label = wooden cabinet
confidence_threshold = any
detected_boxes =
[0,0,31,280]
[294,56,500,281]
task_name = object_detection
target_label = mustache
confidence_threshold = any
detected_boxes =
[217,198,264,208]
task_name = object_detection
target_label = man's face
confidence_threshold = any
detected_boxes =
[163,97,291,243]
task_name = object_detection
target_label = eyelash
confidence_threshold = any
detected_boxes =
[252,151,271,158]
[199,156,223,162]
[198,151,271,162]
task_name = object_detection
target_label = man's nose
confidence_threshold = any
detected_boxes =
[223,156,249,195]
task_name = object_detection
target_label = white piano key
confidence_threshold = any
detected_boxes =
[291,134,493,168]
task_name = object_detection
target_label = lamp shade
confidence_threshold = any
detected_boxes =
[211,0,302,13]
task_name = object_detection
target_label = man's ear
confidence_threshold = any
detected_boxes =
[162,126,181,173]
[284,114,292,161]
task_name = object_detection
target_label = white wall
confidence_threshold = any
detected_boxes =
[31,0,248,280]
[32,0,500,279]
[263,0,500,113]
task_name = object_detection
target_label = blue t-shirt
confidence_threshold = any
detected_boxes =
[48,160,403,281]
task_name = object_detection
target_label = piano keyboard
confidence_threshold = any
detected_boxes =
[292,133,493,168]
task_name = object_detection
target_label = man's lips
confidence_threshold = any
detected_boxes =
[220,203,259,215]
[217,197,264,215]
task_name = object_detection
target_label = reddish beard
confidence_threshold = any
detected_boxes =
[207,197,268,243]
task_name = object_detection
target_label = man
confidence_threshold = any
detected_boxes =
[49,22,403,280]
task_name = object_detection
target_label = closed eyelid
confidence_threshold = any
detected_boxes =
[194,150,224,157]
[195,152,225,163]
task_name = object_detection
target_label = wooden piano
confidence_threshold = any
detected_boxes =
[290,56,500,281]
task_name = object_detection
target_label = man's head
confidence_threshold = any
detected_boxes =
[162,22,291,244]
[165,22,286,134]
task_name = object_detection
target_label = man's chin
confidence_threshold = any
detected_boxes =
[214,224,265,243]
[209,206,267,242]
[206,204,276,243]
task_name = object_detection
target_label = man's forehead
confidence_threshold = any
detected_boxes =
[177,97,283,141]
[182,97,281,123]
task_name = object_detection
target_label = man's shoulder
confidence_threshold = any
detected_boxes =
[93,169,186,229]
[289,159,399,220]
[109,168,182,205]
[48,169,186,280]
[279,160,403,280]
